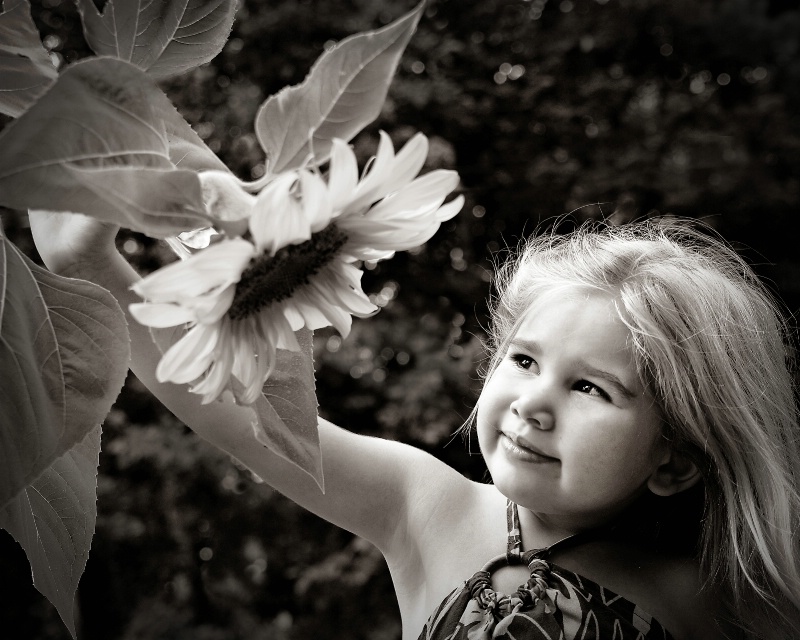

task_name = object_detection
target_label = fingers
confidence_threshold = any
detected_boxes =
[29,209,121,275]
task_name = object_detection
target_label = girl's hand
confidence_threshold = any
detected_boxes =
[29,210,120,277]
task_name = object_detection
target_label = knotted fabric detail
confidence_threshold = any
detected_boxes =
[467,555,555,621]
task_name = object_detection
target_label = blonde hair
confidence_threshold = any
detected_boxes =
[481,219,800,638]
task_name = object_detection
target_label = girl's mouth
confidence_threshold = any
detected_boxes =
[500,432,559,464]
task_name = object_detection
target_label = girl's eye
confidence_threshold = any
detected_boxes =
[510,353,536,370]
[574,380,609,400]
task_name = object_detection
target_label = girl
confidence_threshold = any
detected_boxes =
[30,213,800,639]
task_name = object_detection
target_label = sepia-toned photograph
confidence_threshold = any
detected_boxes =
[1,1,799,638]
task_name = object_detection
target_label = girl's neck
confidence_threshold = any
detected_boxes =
[518,507,595,549]
[517,504,622,549]
[516,485,705,557]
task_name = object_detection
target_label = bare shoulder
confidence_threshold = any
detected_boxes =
[315,419,474,550]
[385,446,493,559]
[385,479,509,634]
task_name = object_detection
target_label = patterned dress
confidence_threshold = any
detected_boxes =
[417,501,674,640]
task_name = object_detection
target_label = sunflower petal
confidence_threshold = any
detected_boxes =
[234,318,275,405]
[366,170,459,219]
[434,194,465,221]
[342,215,439,253]
[345,131,397,212]
[339,247,396,262]
[191,321,235,404]
[129,302,197,328]
[132,238,255,301]
[250,172,312,254]
[253,319,278,381]
[156,324,219,385]
[390,133,428,190]
[299,170,333,233]
[285,290,335,331]
[301,277,359,336]
[191,283,236,324]
[276,325,301,351]
[327,139,359,212]
[231,318,258,393]
[315,295,353,336]
[320,262,378,316]
[281,303,307,331]
[260,307,301,351]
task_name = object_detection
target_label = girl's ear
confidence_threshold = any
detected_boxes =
[647,449,702,496]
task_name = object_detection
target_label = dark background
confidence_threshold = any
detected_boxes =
[2,0,799,638]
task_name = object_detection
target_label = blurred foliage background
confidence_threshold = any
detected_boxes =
[2,0,800,638]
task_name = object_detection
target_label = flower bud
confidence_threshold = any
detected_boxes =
[199,170,256,237]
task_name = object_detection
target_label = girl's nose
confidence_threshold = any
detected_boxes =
[510,387,555,431]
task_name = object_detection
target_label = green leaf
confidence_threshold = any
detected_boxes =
[0,230,128,637]
[247,329,323,491]
[0,236,63,505]
[0,425,102,640]
[0,230,129,506]
[254,1,424,174]
[0,0,57,117]
[166,116,230,173]
[0,56,218,237]
[152,325,323,490]
[75,0,237,80]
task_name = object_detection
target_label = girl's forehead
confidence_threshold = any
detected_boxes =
[518,286,622,325]
[514,289,633,354]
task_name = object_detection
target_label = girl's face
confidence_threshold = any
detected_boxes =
[477,290,667,533]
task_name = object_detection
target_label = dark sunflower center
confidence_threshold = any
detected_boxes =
[227,224,348,320]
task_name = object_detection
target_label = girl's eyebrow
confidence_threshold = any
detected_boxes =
[508,337,541,354]
[580,365,637,400]
[508,337,636,400]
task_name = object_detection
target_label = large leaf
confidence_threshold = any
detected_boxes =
[0,0,57,117]
[254,1,424,173]
[246,328,322,491]
[0,228,128,637]
[75,0,237,80]
[152,325,323,490]
[0,234,62,504]
[0,56,217,237]
[164,114,230,173]
[0,425,102,639]
[0,231,129,509]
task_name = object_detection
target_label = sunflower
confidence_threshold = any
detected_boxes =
[129,132,463,404]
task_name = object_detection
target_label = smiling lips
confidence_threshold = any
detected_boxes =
[500,432,559,464]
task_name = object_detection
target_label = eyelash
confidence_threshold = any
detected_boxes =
[573,380,610,400]
[508,353,610,400]
[510,353,536,370]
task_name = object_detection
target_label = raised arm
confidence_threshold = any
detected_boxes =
[28,210,460,555]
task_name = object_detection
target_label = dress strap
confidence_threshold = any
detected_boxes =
[505,498,523,563]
